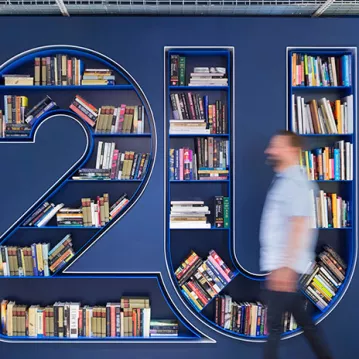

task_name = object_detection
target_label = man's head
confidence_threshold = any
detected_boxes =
[265,130,303,171]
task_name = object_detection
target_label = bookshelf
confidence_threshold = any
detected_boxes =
[287,47,357,327]
[165,47,256,340]
[165,46,357,342]
[0,45,203,342]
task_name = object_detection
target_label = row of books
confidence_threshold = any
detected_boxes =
[215,296,297,336]
[176,250,236,311]
[301,246,346,311]
[292,95,353,135]
[170,55,227,87]
[1,298,178,338]
[312,190,351,229]
[170,198,229,229]
[59,193,128,227]
[0,94,147,137]
[23,192,129,228]
[71,95,145,133]
[34,55,83,86]
[291,53,351,87]
[169,139,229,181]
[300,141,353,181]
[0,95,57,137]
[188,67,228,87]
[169,93,227,134]
[72,142,150,181]
[0,234,74,277]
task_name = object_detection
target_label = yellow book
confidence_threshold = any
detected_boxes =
[312,278,332,300]
[182,285,203,311]
[335,100,341,134]
[332,193,337,228]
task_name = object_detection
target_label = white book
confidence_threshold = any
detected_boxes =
[69,303,80,338]
[171,206,209,212]
[42,243,50,277]
[170,222,211,229]
[297,96,302,134]
[36,203,64,227]
[96,141,103,169]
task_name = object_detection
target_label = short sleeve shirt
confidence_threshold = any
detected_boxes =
[259,165,318,274]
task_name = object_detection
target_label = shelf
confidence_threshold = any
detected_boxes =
[92,133,151,137]
[170,134,229,138]
[318,227,352,230]
[298,133,353,137]
[0,85,134,90]
[19,226,102,229]
[311,180,352,183]
[170,180,229,183]
[169,86,228,91]
[170,227,230,230]
[0,335,197,341]
[168,50,230,56]
[292,86,351,90]
[68,179,143,183]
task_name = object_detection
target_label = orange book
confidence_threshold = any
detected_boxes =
[335,100,341,134]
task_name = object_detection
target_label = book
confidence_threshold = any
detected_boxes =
[176,250,235,311]
[169,138,229,181]
[0,297,163,338]
[291,53,351,87]
[0,234,74,277]
[311,190,351,228]
[301,246,346,310]
[72,141,150,181]
[300,141,353,181]
[292,95,353,134]
[169,93,227,134]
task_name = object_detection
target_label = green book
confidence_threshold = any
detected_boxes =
[224,197,230,228]
[179,57,186,86]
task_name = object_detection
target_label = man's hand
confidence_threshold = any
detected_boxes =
[266,267,298,292]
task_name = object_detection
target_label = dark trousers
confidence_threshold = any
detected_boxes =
[263,290,332,359]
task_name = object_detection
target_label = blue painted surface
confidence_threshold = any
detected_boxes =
[0,15,357,359]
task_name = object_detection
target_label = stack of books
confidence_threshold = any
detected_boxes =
[22,202,64,227]
[214,296,297,336]
[292,95,353,134]
[176,250,235,311]
[189,67,228,87]
[214,196,230,228]
[0,95,57,136]
[169,138,229,181]
[312,190,351,228]
[2,74,34,86]
[34,55,83,86]
[301,141,353,181]
[72,141,150,181]
[81,68,115,86]
[0,296,154,338]
[170,55,186,86]
[24,95,58,126]
[301,246,346,311]
[170,201,211,229]
[291,53,351,87]
[57,193,116,227]
[169,93,227,134]
[48,234,75,273]
[69,95,98,127]
[95,105,145,134]
[0,111,31,137]
[149,320,178,337]
[0,234,74,277]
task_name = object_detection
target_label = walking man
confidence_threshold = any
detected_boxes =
[260,130,333,359]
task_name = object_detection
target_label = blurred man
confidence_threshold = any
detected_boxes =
[260,130,333,359]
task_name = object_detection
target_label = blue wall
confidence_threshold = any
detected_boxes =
[0,16,358,359]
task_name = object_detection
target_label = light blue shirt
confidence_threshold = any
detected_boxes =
[259,165,318,274]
